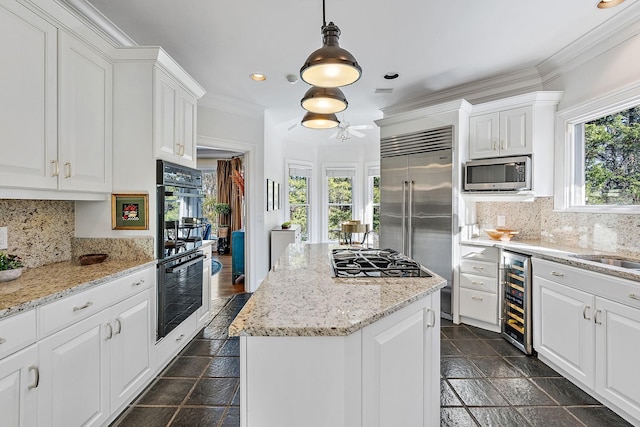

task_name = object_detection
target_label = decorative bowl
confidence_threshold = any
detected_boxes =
[484,229,519,241]
[0,268,22,282]
[79,254,109,266]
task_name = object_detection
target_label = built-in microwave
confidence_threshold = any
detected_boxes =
[464,156,531,191]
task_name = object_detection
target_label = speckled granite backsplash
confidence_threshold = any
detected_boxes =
[0,199,74,267]
[0,200,155,268]
[476,197,640,257]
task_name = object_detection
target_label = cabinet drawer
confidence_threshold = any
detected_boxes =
[38,267,154,338]
[460,272,498,293]
[0,310,37,359]
[154,311,197,371]
[460,259,497,278]
[459,288,498,325]
[460,245,499,263]
[533,258,640,311]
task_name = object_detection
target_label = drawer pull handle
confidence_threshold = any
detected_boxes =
[473,266,485,271]
[630,294,640,300]
[472,296,484,301]
[132,279,145,287]
[594,309,603,325]
[550,271,564,277]
[583,305,591,320]
[113,318,122,335]
[425,308,436,328]
[0,337,6,345]
[176,334,185,342]
[105,323,113,340]
[28,366,39,390]
[73,301,93,312]
[471,281,484,285]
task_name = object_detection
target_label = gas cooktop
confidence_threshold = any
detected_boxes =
[330,248,431,278]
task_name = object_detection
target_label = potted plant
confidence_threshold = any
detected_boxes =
[0,252,24,282]
[281,221,291,229]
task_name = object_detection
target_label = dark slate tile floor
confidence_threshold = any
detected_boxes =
[440,320,633,427]
[110,293,251,427]
[112,296,634,427]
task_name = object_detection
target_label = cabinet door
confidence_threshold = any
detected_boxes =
[362,293,438,427]
[469,112,499,159]
[38,310,110,427]
[177,91,196,164]
[533,276,595,388]
[58,31,113,192]
[0,0,57,189]
[0,345,38,427]
[595,297,640,420]
[499,106,532,156]
[110,290,152,412]
[154,68,179,159]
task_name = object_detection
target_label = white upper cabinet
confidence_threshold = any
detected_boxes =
[0,1,113,196]
[0,0,57,189]
[58,31,113,192]
[153,67,197,167]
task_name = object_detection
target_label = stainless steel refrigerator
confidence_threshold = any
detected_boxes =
[380,125,454,317]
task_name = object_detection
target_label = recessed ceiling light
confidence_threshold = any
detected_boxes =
[597,0,625,8]
[250,73,266,81]
[384,72,399,80]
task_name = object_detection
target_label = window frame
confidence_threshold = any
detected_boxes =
[364,161,380,242]
[284,159,314,242]
[322,163,361,242]
[555,83,640,214]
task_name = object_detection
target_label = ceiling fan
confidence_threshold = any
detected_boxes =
[329,122,373,141]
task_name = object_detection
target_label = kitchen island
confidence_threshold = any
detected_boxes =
[229,243,446,427]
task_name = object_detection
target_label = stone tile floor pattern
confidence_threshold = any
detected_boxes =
[440,319,632,426]
[112,294,633,427]
[110,293,250,427]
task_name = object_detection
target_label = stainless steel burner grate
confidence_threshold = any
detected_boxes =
[330,248,431,278]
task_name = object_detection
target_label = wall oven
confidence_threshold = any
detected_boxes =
[156,160,204,340]
[501,250,533,355]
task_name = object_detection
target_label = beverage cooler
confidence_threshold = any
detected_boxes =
[501,250,533,355]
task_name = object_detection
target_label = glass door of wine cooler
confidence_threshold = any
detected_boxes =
[501,251,533,355]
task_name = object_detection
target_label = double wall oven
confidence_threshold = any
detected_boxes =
[156,160,205,340]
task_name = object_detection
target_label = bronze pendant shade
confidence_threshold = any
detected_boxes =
[301,111,340,129]
[300,21,361,88]
[301,86,348,114]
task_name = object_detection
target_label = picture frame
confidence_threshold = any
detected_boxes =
[266,179,274,211]
[111,193,149,230]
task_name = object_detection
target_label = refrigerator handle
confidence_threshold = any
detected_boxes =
[402,180,407,254]
[408,180,414,258]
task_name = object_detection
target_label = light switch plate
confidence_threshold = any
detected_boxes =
[0,227,7,250]
[497,215,506,227]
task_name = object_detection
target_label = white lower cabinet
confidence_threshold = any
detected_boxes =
[38,287,152,427]
[362,292,439,427]
[0,345,38,427]
[533,258,640,424]
[240,291,440,427]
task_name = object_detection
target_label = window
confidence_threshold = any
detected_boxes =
[575,106,640,206]
[556,86,640,213]
[365,163,380,246]
[326,168,355,241]
[288,165,311,241]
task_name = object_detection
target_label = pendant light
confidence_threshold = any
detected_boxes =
[301,86,348,114]
[300,1,362,88]
[301,112,340,129]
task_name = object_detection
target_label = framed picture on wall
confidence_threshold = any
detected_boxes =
[266,179,274,211]
[112,193,149,230]
[274,181,280,210]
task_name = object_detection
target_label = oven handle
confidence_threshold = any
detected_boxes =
[166,254,205,273]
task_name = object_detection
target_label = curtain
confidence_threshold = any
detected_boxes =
[216,158,244,251]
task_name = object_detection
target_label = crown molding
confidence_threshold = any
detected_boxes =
[56,0,136,46]
[376,99,472,128]
[537,1,640,84]
[381,68,543,117]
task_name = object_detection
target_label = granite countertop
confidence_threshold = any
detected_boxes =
[229,243,446,338]
[462,238,640,282]
[0,258,156,319]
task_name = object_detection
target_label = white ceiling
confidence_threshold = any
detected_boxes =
[84,0,639,146]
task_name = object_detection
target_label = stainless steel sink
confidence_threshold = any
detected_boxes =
[570,254,640,270]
